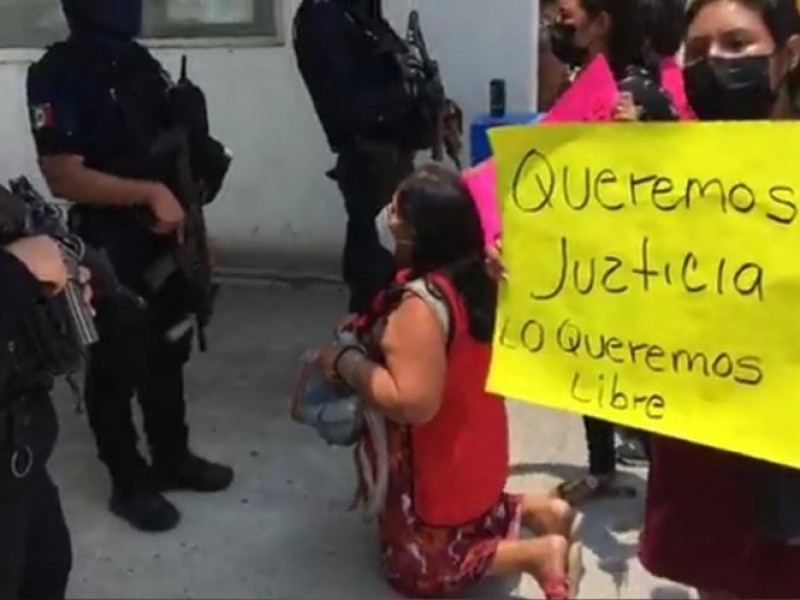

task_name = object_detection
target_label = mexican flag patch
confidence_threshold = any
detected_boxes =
[31,103,54,130]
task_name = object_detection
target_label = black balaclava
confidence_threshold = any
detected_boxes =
[61,0,143,40]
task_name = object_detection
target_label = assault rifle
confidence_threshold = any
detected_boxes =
[405,11,463,169]
[169,55,231,205]
[114,127,219,353]
[406,10,444,162]
[103,55,230,352]
[0,178,128,379]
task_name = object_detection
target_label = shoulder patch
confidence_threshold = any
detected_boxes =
[30,103,55,130]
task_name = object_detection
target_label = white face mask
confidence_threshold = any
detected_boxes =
[374,204,396,254]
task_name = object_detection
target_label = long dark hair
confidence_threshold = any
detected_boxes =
[394,163,497,343]
[644,0,686,57]
[686,0,800,46]
[579,0,665,80]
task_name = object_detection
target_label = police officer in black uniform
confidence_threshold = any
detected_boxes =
[293,0,444,313]
[0,235,73,598]
[26,0,233,533]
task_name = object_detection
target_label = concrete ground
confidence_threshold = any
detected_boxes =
[50,281,696,599]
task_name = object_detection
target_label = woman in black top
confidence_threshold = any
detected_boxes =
[542,0,682,505]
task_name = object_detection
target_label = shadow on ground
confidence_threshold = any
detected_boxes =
[49,282,689,599]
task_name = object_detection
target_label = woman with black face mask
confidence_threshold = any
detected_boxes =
[542,0,680,507]
[639,1,800,598]
[682,0,800,121]
[549,0,678,123]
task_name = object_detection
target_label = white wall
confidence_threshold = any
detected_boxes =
[0,0,538,278]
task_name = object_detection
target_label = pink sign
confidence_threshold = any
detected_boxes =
[660,57,695,121]
[466,55,619,246]
[463,159,500,246]
[541,54,618,124]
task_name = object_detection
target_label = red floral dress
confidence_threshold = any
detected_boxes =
[369,419,522,598]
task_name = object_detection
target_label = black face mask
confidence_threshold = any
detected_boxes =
[62,0,143,39]
[549,23,589,69]
[683,55,776,121]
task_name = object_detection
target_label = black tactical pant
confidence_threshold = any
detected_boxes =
[584,416,617,476]
[584,417,651,476]
[334,146,414,313]
[0,394,72,599]
[84,273,192,496]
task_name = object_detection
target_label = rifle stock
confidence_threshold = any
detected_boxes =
[0,178,133,379]
[7,178,100,350]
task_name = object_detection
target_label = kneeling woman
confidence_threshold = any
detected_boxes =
[313,164,583,600]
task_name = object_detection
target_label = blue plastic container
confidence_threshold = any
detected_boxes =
[469,111,541,166]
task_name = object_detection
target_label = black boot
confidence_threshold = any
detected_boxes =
[109,486,181,532]
[152,451,234,492]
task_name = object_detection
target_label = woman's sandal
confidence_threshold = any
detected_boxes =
[551,475,636,506]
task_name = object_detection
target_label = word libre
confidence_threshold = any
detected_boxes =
[486,122,800,469]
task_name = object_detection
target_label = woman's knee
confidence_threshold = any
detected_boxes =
[522,494,575,534]
[546,498,574,523]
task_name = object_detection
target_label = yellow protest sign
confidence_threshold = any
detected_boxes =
[487,122,800,469]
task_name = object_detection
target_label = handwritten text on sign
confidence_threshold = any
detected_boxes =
[486,122,800,469]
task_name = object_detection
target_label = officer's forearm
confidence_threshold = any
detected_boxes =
[38,155,155,208]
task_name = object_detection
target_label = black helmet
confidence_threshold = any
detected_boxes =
[61,0,143,39]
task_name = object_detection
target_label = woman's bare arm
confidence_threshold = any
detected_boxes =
[340,294,447,425]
